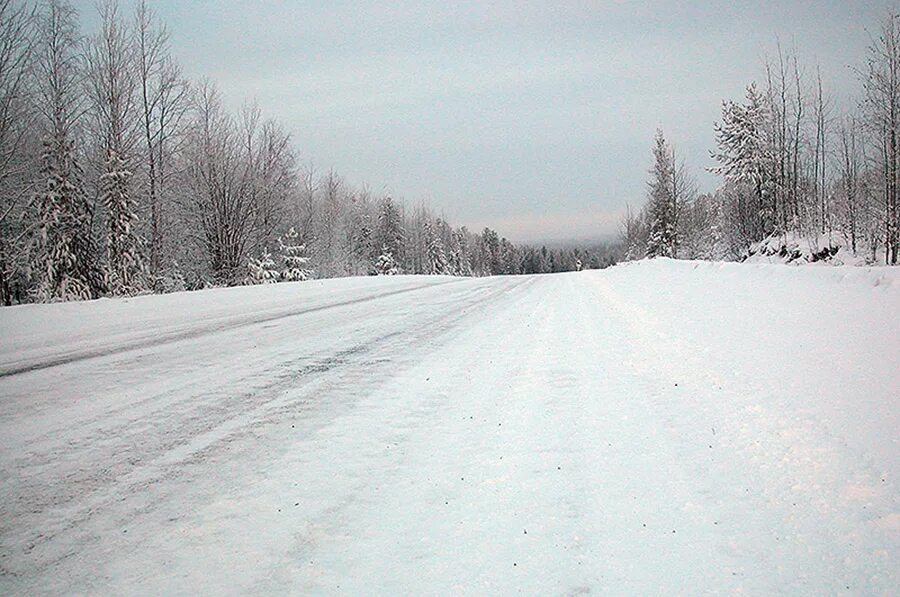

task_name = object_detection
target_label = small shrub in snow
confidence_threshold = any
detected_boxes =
[374,248,400,275]
[278,227,313,281]
[745,233,872,266]
[155,261,187,294]
[247,251,279,284]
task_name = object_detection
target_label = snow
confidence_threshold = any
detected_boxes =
[744,231,886,266]
[1,261,898,594]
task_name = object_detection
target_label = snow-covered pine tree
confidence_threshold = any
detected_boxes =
[374,197,404,265]
[481,227,501,275]
[278,226,312,281]
[374,247,400,275]
[646,130,677,258]
[102,151,146,295]
[453,228,473,276]
[537,245,551,273]
[31,0,103,302]
[350,212,373,275]
[84,1,146,296]
[446,229,464,275]
[424,219,448,274]
[33,134,103,301]
[247,250,279,284]
[499,237,519,274]
[710,83,774,239]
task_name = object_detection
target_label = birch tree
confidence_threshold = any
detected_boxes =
[180,82,294,284]
[862,10,900,264]
[134,0,188,279]
[0,0,36,304]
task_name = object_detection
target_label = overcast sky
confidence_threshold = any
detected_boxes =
[78,0,891,243]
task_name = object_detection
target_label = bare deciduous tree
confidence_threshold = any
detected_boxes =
[180,82,295,284]
[0,0,36,304]
[862,10,900,264]
[134,0,188,279]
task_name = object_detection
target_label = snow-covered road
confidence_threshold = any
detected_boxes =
[1,261,898,595]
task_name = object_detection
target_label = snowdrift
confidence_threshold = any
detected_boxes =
[745,232,889,266]
[618,255,900,289]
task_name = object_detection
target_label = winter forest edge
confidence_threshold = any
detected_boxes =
[1,1,899,306]
[624,13,900,267]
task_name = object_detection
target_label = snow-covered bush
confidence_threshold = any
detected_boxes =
[247,251,279,284]
[745,232,876,266]
[154,261,187,293]
[278,227,313,281]
[374,249,400,275]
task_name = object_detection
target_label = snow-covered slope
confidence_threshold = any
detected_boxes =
[1,261,897,595]
[744,232,888,266]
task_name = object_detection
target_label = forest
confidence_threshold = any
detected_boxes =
[0,0,615,306]
[4,2,898,307]
[622,10,900,267]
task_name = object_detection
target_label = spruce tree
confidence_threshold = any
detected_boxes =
[247,250,279,284]
[351,214,373,274]
[711,83,774,238]
[424,220,448,274]
[32,0,103,302]
[374,197,404,265]
[374,247,400,275]
[278,226,312,281]
[454,229,473,276]
[33,135,103,301]
[481,228,502,275]
[646,130,677,258]
[102,151,146,295]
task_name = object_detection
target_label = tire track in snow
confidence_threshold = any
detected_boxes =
[271,275,552,594]
[0,278,463,378]
[0,276,534,587]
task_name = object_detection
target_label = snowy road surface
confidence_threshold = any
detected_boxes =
[1,260,899,595]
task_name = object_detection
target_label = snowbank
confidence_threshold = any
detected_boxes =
[745,232,887,266]
[605,257,900,469]
[616,256,900,289]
